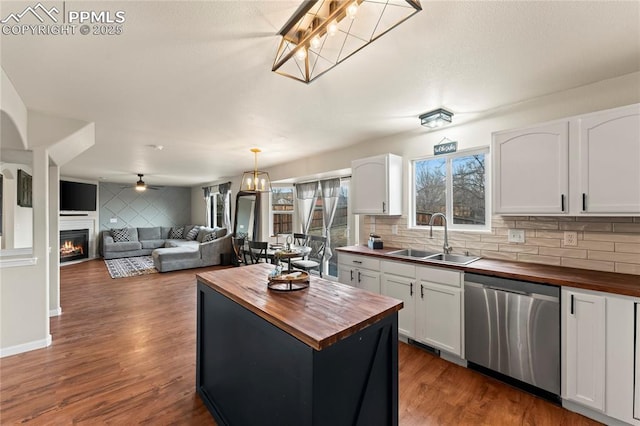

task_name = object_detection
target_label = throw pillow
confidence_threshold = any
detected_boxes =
[169,226,184,239]
[185,226,200,241]
[202,232,216,243]
[111,228,130,242]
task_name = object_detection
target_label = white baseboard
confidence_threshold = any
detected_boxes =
[0,334,52,358]
[49,307,62,317]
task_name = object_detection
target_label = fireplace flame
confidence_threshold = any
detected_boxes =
[60,240,84,256]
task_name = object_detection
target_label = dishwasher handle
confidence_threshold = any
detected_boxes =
[465,280,559,303]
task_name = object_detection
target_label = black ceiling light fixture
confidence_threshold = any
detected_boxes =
[419,108,453,129]
[135,174,147,191]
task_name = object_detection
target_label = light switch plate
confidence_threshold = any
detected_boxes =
[508,229,525,243]
[110,218,118,223]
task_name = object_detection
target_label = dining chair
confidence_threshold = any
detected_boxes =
[293,233,308,247]
[231,236,245,266]
[248,241,269,264]
[291,235,326,277]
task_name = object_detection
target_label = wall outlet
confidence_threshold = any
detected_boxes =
[391,225,398,235]
[507,229,525,243]
[564,231,578,246]
[110,218,118,224]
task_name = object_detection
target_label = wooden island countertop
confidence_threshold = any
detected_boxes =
[196,263,403,351]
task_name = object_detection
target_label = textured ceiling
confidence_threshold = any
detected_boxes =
[1,0,639,186]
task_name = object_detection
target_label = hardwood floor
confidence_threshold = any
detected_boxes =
[0,259,599,425]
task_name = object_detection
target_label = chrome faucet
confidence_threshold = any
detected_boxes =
[428,213,452,254]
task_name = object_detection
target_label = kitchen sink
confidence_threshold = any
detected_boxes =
[387,248,439,259]
[424,253,481,265]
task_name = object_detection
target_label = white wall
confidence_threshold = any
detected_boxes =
[0,162,33,249]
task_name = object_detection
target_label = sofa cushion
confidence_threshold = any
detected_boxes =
[216,228,228,238]
[104,241,142,252]
[165,239,199,248]
[138,227,161,241]
[141,239,166,249]
[196,227,215,243]
[169,227,184,239]
[160,226,172,239]
[111,228,130,242]
[185,226,200,241]
[153,246,200,261]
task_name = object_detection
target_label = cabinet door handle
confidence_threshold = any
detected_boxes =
[570,294,574,315]
[357,271,361,283]
[561,194,565,212]
[410,282,413,296]
[582,193,587,211]
[420,284,424,299]
[382,201,386,213]
[353,260,362,264]
[350,270,353,281]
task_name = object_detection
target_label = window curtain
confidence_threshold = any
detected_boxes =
[218,181,232,230]
[320,178,340,260]
[295,182,318,234]
[202,186,213,228]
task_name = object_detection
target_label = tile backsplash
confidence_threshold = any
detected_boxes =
[365,215,640,276]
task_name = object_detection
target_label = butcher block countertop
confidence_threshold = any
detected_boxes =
[337,245,640,298]
[196,263,403,351]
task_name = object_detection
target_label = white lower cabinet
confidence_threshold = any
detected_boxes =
[381,260,463,357]
[562,287,639,425]
[337,253,380,293]
[415,266,463,357]
[381,261,416,338]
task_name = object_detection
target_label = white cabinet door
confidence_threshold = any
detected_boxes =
[338,266,355,286]
[493,121,569,214]
[415,281,462,357]
[381,274,415,338]
[356,269,380,294]
[563,289,606,411]
[352,153,402,215]
[578,104,640,214]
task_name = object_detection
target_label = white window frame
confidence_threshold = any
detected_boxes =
[410,147,491,232]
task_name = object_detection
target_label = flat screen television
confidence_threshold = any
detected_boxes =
[60,180,97,212]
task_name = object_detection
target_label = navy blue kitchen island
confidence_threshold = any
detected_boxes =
[196,263,403,426]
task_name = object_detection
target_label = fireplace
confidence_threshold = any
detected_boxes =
[60,229,89,263]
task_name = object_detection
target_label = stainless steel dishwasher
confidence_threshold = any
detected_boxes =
[464,273,560,399]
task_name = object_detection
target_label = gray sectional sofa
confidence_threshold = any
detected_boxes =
[100,225,232,272]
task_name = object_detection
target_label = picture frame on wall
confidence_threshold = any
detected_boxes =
[17,169,32,208]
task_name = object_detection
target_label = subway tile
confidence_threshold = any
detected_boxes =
[535,230,565,239]
[481,250,518,261]
[583,232,640,243]
[481,235,508,243]
[540,247,588,259]
[615,243,640,254]
[465,241,501,251]
[498,245,539,254]
[613,223,640,233]
[615,263,640,275]
[560,222,612,232]
[561,258,615,272]
[576,240,614,251]
[516,221,558,230]
[517,254,562,266]
[531,216,576,222]
[525,237,562,248]
[581,216,634,223]
[588,250,640,263]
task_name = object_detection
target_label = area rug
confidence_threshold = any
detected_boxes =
[104,256,158,279]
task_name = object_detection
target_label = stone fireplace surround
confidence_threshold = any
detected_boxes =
[59,213,98,263]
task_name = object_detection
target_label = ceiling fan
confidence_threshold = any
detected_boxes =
[132,174,161,191]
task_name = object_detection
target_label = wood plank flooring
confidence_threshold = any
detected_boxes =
[0,259,600,425]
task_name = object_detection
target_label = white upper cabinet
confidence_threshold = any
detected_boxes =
[577,104,640,214]
[493,103,640,216]
[352,153,402,215]
[493,122,569,214]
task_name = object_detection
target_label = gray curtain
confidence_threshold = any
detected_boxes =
[218,181,232,230]
[203,186,213,227]
[295,182,318,234]
[320,178,340,260]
